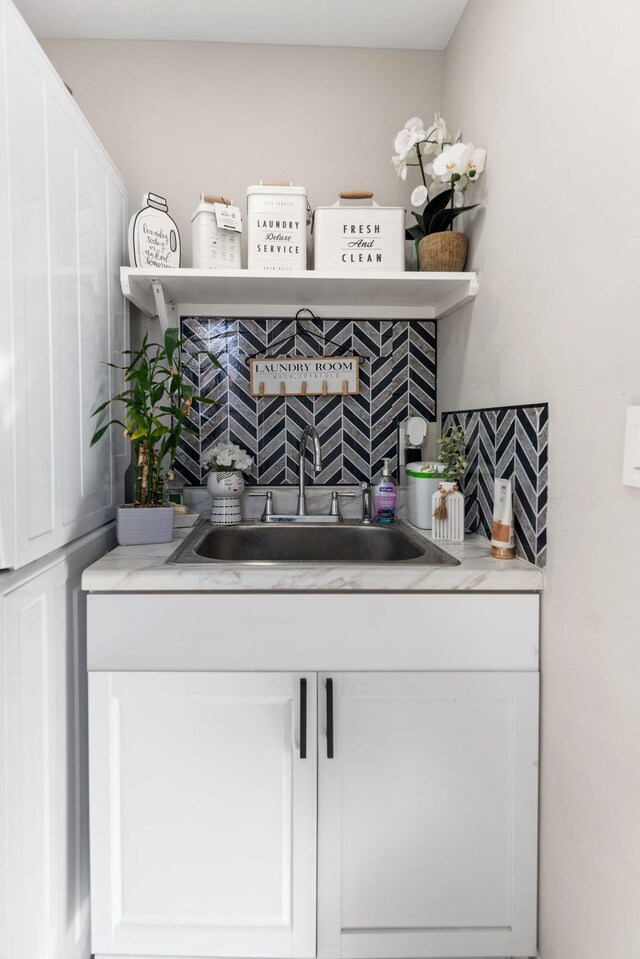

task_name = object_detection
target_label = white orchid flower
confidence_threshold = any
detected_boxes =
[433,141,469,181]
[410,185,428,207]
[465,145,486,180]
[391,153,408,180]
[424,113,448,147]
[394,116,426,156]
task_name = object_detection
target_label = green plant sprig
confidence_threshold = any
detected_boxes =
[436,425,468,482]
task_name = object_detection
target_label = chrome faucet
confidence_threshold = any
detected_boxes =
[297,426,323,516]
[359,482,373,524]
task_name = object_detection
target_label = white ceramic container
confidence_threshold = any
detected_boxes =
[246,183,308,272]
[313,194,405,271]
[207,471,245,525]
[191,194,242,270]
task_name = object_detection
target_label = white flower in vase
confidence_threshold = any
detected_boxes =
[465,145,487,180]
[393,116,426,155]
[391,112,486,259]
[205,440,254,475]
[391,153,409,180]
[423,112,449,148]
[432,142,469,182]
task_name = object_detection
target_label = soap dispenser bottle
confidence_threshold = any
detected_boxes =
[372,459,398,525]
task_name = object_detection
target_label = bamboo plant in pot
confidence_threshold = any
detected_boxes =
[91,327,220,546]
[392,114,486,271]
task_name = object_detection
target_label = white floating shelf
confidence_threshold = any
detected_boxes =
[121,267,478,324]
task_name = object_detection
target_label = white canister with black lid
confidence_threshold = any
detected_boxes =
[191,194,242,270]
[246,182,308,272]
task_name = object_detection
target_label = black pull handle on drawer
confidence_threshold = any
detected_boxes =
[300,678,307,759]
[326,677,334,759]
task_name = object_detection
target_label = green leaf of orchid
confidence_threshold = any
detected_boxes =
[406,225,425,242]
[428,204,480,234]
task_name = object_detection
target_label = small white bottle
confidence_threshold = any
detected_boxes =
[128,192,181,269]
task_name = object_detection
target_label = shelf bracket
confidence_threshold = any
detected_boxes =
[150,280,178,332]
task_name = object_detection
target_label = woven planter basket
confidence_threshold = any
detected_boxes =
[418,231,468,272]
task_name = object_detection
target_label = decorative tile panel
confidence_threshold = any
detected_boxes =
[441,404,548,566]
[177,317,437,488]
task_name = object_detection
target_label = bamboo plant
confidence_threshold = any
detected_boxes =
[90,327,221,506]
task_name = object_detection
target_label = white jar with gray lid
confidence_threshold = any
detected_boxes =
[191,194,242,270]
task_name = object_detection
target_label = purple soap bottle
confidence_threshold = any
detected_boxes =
[372,459,398,524]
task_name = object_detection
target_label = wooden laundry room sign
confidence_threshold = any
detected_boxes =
[249,356,360,397]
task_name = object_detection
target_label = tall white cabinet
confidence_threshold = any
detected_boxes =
[0,1,130,955]
[0,0,129,571]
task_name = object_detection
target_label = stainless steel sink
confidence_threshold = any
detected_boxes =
[167,521,459,566]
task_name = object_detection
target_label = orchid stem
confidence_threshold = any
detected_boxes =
[415,143,427,188]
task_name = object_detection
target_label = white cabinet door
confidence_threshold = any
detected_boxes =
[317,672,538,959]
[0,525,115,959]
[49,93,129,539]
[89,672,317,959]
[0,0,128,569]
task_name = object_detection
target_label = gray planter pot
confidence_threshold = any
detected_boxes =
[116,505,174,546]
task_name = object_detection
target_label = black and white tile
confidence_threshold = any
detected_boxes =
[177,317,437,488]
[441,404,548,566]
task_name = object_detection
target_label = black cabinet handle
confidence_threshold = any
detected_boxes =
[326,677,334,759]
[300,678,307,759]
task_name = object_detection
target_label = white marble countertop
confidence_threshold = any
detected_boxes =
[82,519,543,593]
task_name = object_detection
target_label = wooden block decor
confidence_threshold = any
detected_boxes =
[249,356,360,397]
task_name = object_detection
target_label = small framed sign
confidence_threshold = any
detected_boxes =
[250,356,360,397]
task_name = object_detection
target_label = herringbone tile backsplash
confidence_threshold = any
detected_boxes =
[177,317,436,487]
[441,404,548,566]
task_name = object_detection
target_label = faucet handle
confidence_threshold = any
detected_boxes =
[249,489,274,520]
[329,489,356,518]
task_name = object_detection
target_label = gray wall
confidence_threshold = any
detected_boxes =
[440,2,640,956]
